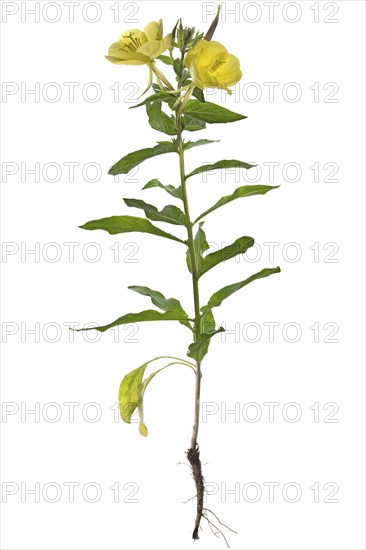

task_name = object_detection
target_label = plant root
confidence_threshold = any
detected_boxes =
[186,444,204,540]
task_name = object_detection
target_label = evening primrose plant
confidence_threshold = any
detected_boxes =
[77,11,280,545]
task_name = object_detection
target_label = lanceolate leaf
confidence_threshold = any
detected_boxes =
[80,215,185,244]
[186,222,209,273]
[130,91,176,109]
[197,236,254,278]
[123,199,188,226]
[128,285,191,330]
[184,100,246,124]
[183,139,219,151]
[195,184,279,223]
[76,309,190,333]
[108,142,176,175]
[202,267,281,313]
[146,101,177,136]
[186,159,255,179]
[142,178,183,200]
[187,327,225,363]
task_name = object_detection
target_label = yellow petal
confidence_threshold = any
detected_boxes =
[107,41,146,65]
[119,28,148,46]
[185,40,208,69]
[137,33,171,60]
[215,53,242,87]
[143,19,163,41]
[199,41,229,66]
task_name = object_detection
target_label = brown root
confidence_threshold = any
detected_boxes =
[186,444,204,540]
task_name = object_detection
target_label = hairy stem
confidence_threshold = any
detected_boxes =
[176,109,204,540]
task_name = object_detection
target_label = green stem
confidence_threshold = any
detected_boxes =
[176,112,202,450]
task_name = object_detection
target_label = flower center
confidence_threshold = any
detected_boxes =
[210,58,225,73]
[122,31,142,53]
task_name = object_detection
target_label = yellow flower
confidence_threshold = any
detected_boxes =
[106,19,171,66]
[185,40,242,94]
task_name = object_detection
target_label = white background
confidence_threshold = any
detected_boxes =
[1,1,365,549]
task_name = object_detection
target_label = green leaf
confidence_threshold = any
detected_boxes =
[183,139,218,151]
[77,309,189,333]
[142,178,183,200]
[187,327,225,362]
[186,222,209,273]
[128,285,191,330]
[197,236,255,278]
[182,114,206,132]
[156,54,174,65]
[202,267,281,313]
[195,185,279,223]
[130,91,176,109]
[186,159,255,179]
[108,142,176,176]
[146,101,177,136]
[184,100,246,124]
[80,215,185,244]
[201,307,216,334]
[119,364,148,423]
[123,199,188,226]
[192,87,205,102]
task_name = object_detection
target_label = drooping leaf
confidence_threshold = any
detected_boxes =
[108,142,176,176]
[128,285,191,330]
[76,309,189,333]
[186,222,209,273]
[186,159,255,179]
[197,236,255,278]
[187,327,225,362]
[142,178,183,200]
[123,198,188,226]
[80,215,185,244]
[184,100,246,124]
[195,185,280,223]
[119,364,148,423]
[137,358,195,436]
[183,139,219,151]
[146,101,177,135]
[202,267,281,313]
